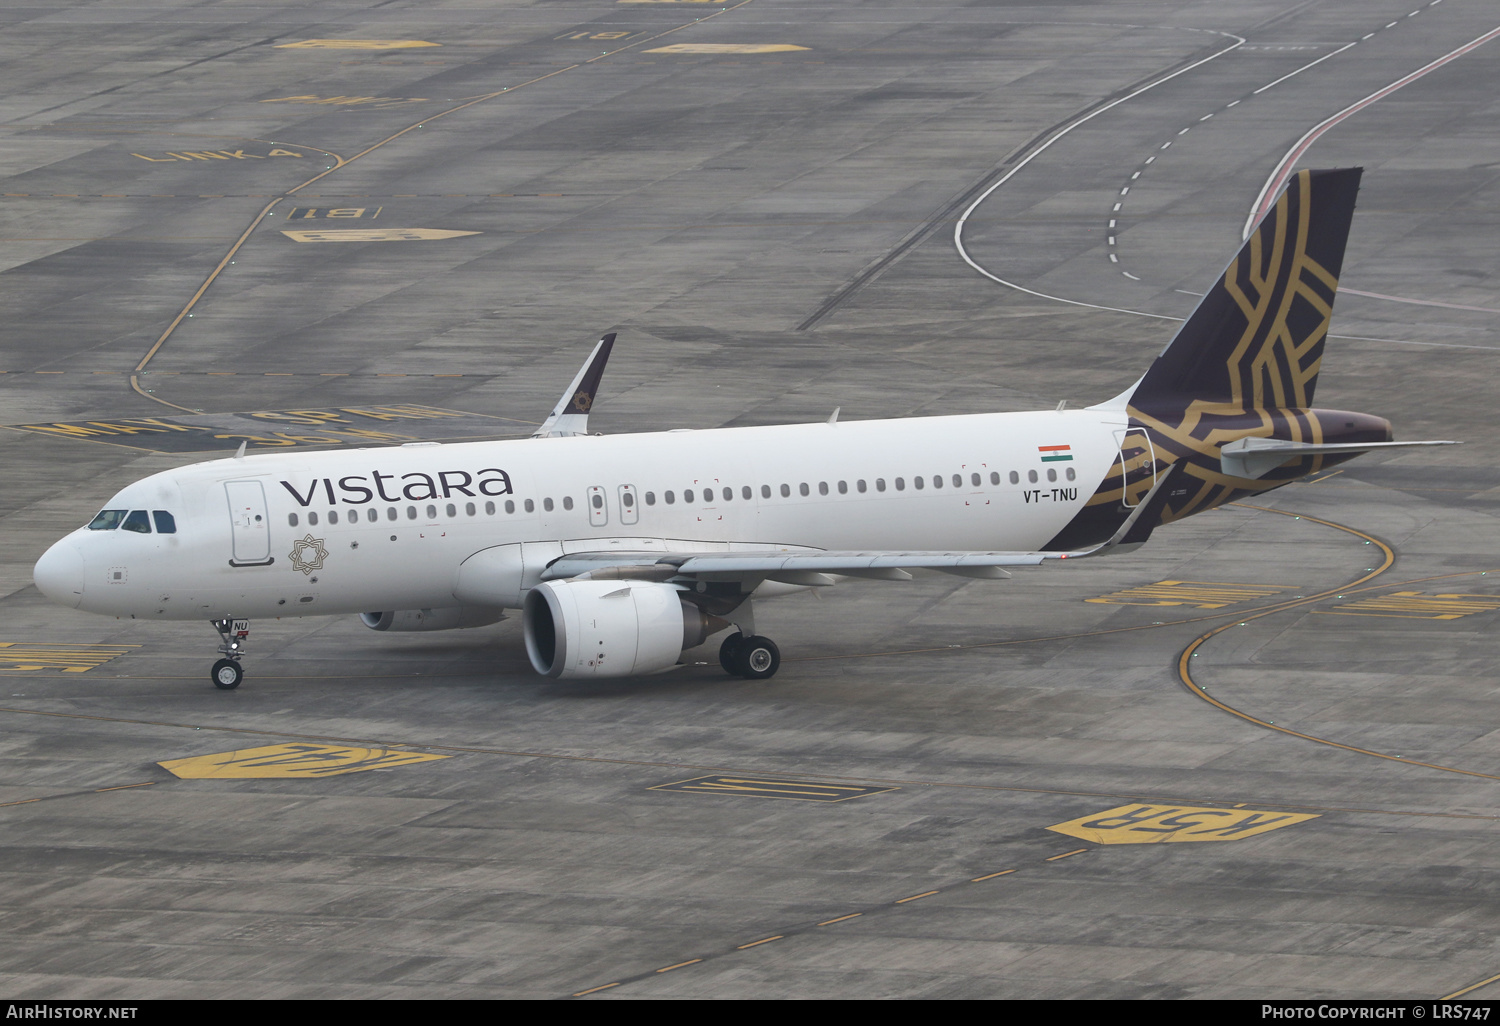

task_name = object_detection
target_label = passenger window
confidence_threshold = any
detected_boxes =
[485,501,495,515]
[818,482,828,496]
[956,475,965,488]
[857,480,867,493]
[990,472,1000,485]
[466,502,476,516]
[505,500,516,514]
[309,512,319,526]
[685,489,695,503]
[799,483,809,496]
[426,504,437,519]
[407,506,417,519]
[742,486,752,500]
[723,487,732,502]
[562,496,573,511]
[665,491,675,505]
[122,510,151,534]
[524,499,535,513]
[1046,469,1057,482]
[645,492,656,506]
[780,484,790,497]
[914,477,924,490]
[930,476,940,489]
[591,493,604,509]
[388,507,398,520]
[1009,471,1019,484]
[543,498,553,512]
[876,478,886,492]
[837,481,847,494]
[1028,470,1038,483]
[367,508,378,523]
[761,485,771,498]
[895,478,905,491]
[287,513,299,528]
[329,510,339,525]
[1066,467,1076,481]
[446,503,457,517]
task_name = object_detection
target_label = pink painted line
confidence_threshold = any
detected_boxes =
[1246,22,1500,237]
[1340,287,1500,315]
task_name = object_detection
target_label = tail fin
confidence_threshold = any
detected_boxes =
[1129,167,1361,414]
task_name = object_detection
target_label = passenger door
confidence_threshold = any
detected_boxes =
[225,480,273,566]
[1112,429,1159,508]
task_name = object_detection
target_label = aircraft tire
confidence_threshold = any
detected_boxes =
[737,636,780,680]
[719,633,746,676]
[211,658,243,690]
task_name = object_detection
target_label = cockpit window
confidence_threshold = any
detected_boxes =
[88,510,127,531]
[152,511,177,534]
[121,510,152,534]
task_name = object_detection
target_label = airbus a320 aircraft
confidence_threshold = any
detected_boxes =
[33,168,1454,689]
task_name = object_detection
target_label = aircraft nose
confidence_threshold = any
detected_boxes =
[34,540,84,609]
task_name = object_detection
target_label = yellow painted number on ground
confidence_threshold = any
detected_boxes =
[159,743,447,779]
[1087,581,1292,609]
[0,643,138,673]
[1048,803,1319,844]
[1319,591,1500,620]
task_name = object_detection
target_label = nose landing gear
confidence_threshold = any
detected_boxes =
[210,618,248,690]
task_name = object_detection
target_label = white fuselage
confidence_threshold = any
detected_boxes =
[36,408,1125,621]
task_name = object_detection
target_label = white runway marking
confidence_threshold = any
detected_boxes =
[1251,40,1357,95]
[1340,287,1500,316]
[1244,22,1500,237]
[951,10,1500,350]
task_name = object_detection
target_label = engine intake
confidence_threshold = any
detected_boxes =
[523,580,724,678]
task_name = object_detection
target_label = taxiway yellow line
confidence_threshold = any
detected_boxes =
[1442,971,1500,1000]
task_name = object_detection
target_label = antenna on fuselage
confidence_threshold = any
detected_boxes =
[533,332,616,439]
[233,440,247,459]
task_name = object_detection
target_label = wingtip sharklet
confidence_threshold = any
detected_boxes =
[533,331,617,438]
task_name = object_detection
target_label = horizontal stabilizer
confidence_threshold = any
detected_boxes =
[1220,437,1460,479]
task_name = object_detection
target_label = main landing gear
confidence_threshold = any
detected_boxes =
[719,632,781,680]
[209,617,248,690]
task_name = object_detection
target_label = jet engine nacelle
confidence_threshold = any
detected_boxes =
[523,580,723,678]
[360,607,507,632]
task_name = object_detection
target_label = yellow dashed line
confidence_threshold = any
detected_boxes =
[736,935,783,949]
[1045,849,1088,861]
[971,870,1016,882]
[817,913,862,926]
[655,959,701,973]
[572,983,621,996]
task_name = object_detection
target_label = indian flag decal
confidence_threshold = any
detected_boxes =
[1038,444,1073,463]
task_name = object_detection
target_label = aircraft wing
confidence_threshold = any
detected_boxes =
[539,465,1184,586]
